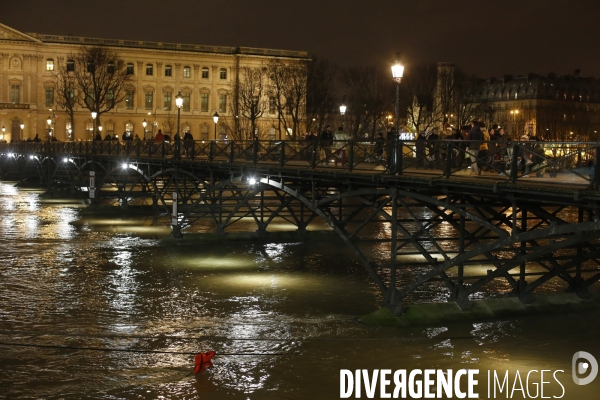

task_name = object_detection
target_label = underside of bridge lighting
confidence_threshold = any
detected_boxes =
[248,177,257,185]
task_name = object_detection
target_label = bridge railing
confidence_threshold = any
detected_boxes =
[1,139,598,188]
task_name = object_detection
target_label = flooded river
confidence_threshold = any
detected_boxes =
[0,182,599,399]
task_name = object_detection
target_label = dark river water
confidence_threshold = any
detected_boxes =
[0,182,599,399]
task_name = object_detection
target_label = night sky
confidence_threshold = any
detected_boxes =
[3,0,599,78]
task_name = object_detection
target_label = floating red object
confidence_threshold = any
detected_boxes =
[194,351,216,374]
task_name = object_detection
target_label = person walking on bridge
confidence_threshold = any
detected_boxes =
[467,121,483,175]
[334,126,349,167]
[320,125,334,167]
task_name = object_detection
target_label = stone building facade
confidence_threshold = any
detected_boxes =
[474,73,600,140]
[0,23,307,142]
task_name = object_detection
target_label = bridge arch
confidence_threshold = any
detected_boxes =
[174,177,600,311]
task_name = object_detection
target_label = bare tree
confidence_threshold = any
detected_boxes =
[53,61,77,136]
[341,65,393,139]
[536,101,596,141]
[306,56,338,134]
[238,66,268,139]
[161,111,177,136]
[69,46,131,129]
[268,59,308,140]
[400,63,438,134]
[223,66,269,140]
[453,70,493,131]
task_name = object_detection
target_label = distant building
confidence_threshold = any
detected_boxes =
[0,23,307,142]
[474,72,600,140]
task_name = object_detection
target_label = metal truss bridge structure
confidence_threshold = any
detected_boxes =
[2,139,600,312]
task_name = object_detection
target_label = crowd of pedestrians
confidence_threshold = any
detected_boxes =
[411,121,550,177]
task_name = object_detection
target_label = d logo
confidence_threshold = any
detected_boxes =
[572,351,598,385]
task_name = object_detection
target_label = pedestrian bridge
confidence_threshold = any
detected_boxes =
[1,139,599,314]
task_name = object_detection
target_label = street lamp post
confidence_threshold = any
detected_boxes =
[213,112,219,140]
[175,92,183,138]
[390,59,405,175]
[1,126,5,142]
[339,104,346,130]
[175,92,183,159]
[142,119,148,140]
[47,116,52,140]
[91,111,97,141]
[19,123,24,142]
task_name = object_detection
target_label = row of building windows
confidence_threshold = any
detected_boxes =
[37,86,229,112]
[45,58,227,79]
[133,90,228,113]
[15,84,280,116]
[137,64,226,79]
[480,90,596,102]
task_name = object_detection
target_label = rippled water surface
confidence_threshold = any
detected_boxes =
[0,182,599,399]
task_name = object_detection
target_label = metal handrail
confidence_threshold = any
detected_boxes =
[1,139,598,188]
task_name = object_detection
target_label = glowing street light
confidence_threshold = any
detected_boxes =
[1,126,5,141]
[390,58,405,175]
[47,116,53,140]
[142,119,148,140]
[91,111,97,141]
[339,104,347,129]
[175,92,183,138]
[391,60,404,133]
[213,111,219,140]
[20,123,24,141]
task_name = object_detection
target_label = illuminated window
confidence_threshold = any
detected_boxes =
[45,87,54,107]
[200,93,209,112]
[10,84,20,103]
[46,59,54,71]
[218,94,227,112]
[145,91,154,110]
[107,90,114,108]
[182,92,191,112]
[66,120,73,140]
[125,90,134,109]
[106,122,114,136]
[164,92,172,111]
[183,66,191,78]
[86,122,93,136]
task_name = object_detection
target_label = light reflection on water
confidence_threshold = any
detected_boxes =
[0,182,599,399]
